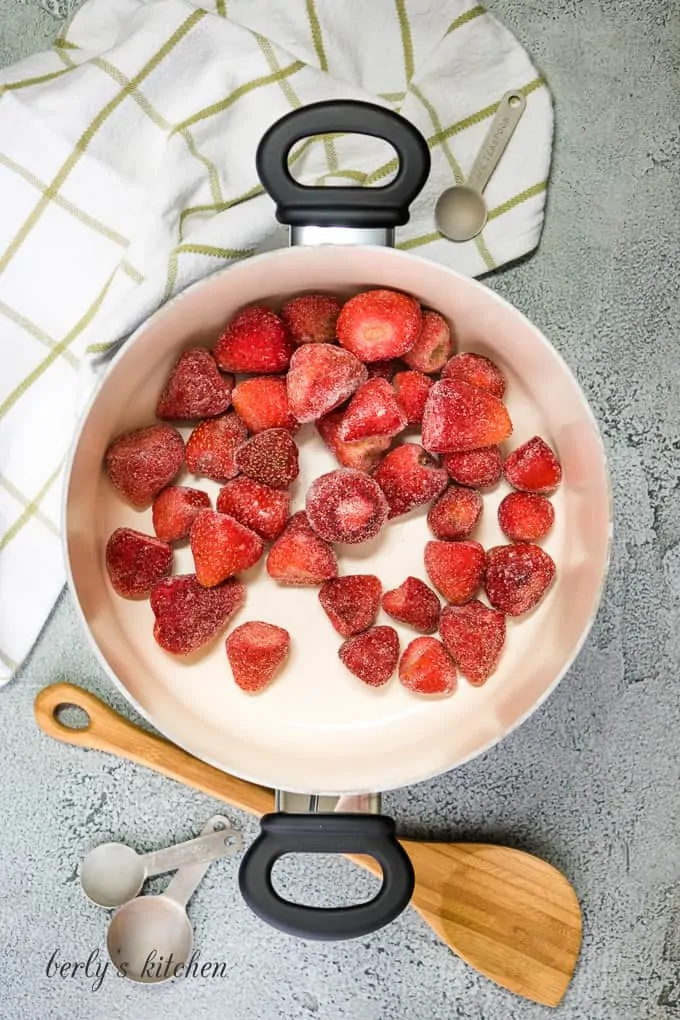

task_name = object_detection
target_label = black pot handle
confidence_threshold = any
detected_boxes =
[256,99,430,229]
[238,813,414,941]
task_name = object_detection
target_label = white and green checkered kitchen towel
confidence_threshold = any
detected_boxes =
[0,0,553,684]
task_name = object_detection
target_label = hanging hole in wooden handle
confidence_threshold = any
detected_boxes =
[53,702,91,732]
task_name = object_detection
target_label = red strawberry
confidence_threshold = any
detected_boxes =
[150,574,244,655]
[232,376,298,433]
[318,575,382,637]
[105,425,184,509]
[403,310,453,374]
[373,444,448,518]
[286,343,367,423]
[152,486,211,543]
[392,370,433,426]
[234,428,299,490]
[214,305,292,374]
[498,492,555,542]
[339,626,399,687]
[190,510,263,587]
[281,293,340,344]
[503,436,562,495]
[427,486,483,541]
[317,409,390,473]
[306,468,388,545]
[485,544,556,615]
[226,621,290,692]
[105,528,172,598]
[366,358,402,380]
[381,577,440,634]
[217,477,290,541]
[337,378,407,443]
[266,512,338,586]
[442,446,503,489]
[422,379,512,453]
[439,600,506,685]
[337,289,422,362]
[156,347,232,420]
[185,412,247,482]
[441,352,506,398]
[424,540,486,605]
[399,637,457,696]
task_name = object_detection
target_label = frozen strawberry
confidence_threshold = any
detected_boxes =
[427,486,483,541]
[105,425,184,509]
[319,575,382,637]
[156,347,232,420]
[373,444,448,519]
[392,370,433,426]
[152,486,211,543]
[185,412,247,482]
[382,577,440,634]
[424,540,486,605]
[366,358,402,380]
[190,510,263,587]
[337,378,407,443]
[503,436,562,495]
[403,310,453,374]
[217,477,290,542]
[105,528,172,598]
[443,446,503,489]
[214,305,292,374]
[337,289,422,362]
[422,379,512,453]
[232,376,298,433]
[441,352,506,399]
[226,621,290,692]
[266,512,338,586]
[150,574,244,655]
[306,469,388,545]
[281,293,340,344]
[286,343,367,423]
[339,626,399,687]
[399,637,457,696]
[234,428,299,490]
[485,544,556,615]
[439,600,506,685]
[498,492,554,542]
[317,410,390,473]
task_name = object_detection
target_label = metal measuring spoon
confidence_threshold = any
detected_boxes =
[435,90,527,242]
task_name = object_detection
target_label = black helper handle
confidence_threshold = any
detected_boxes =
[238,813,414,941]
[256,99,430,229]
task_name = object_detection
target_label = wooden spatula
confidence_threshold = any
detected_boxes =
[34,682,581,1007]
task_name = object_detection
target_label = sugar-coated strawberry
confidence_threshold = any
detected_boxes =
[266,512,338,586]
[485,544,556,615]
[503,436,562,495]
[214,305,292,374]
[286,343,367,423]
[337,378,407,443]
[306,469,388,545]
[403,310,453,374]
[337,289,422,362]
[366,359,402,380]
[422,379,512,453]
[156,347,232,420]
[185,412,247,482]
[318,575,382,637]
[217,477,290,541]
[381,577,440,634]
[105,528,172,598]
[392,370,433,426]
[424,540,486,605]
[152,486,211,543]
[498,492,554,542]
[427,486,483,541]
[373,444,448,519]
[439,600,506,685]
[443,446,503,489]
[150,574,244,655]
[281,293,340,344]
[226,621,290,692]
[399,637,457,696]
[316,410,390,473]
[190,510,263,587]
[339,626,399,687]
[234,428,299,490]
[441,352,506,398]
[105,425,184,509]
[232,376,298,433]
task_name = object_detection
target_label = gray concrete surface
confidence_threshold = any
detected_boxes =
[1,1,679,1017]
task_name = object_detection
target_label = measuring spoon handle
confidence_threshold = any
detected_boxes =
[144,827,242,877]
[467,90,526,194]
